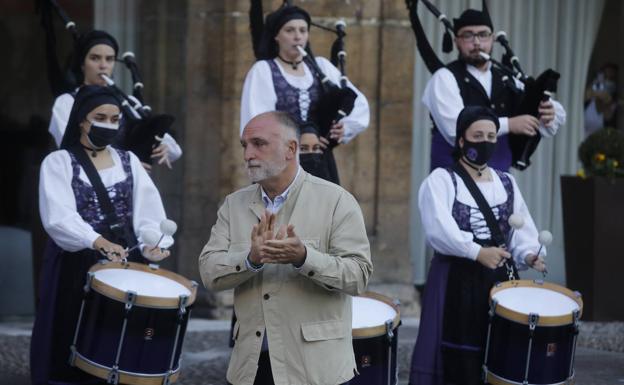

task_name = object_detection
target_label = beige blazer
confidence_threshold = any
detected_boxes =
[199,171,373,385]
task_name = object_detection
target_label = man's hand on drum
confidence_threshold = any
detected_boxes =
[143,246,171,262]
[93,236,128,262]
[477,247,511,270]
[524,254,547,272]
[151,135,172,169]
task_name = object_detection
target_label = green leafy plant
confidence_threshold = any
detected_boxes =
[578,127,624,179]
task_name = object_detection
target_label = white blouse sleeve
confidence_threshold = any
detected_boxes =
[418,168,482,260]
[129,152,174,254]
[316,57,370,144]
[160,133,183,162]
[422,68,466,146]
[48,93,74,148]
[506,173,542,269]
[39,151,101,251]
[538,99,566,137]
[240,61,278,136]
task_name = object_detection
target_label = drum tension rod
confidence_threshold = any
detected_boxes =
[107,367,120,385]
[522,313,540,385]
[107,291,137,385]
[384,319,394,342]
[165,295,191,385]
[568,309,581,383]
[69,272,96,367]
[482,299,497,383]
[384,319,395,385]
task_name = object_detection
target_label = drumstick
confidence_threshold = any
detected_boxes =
[537,230,553,277]
[126,229,160,253]
[126,219,178,253]
[148,219,178,251]
[506,214,524,248]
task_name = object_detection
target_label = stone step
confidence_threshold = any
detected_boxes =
[1,318,623,385]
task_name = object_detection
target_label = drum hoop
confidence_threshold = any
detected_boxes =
[88,261,197,309]
[485,369,571,385]
[72,351,180,385]
[489,280,583,327]
[352,291,401,339]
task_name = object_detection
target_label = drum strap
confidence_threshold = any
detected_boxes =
[69,145,132,247]
[451,163,518,279]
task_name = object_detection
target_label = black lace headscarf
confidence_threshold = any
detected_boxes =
[60,85,121,150]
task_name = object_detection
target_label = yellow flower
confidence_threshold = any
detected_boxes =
[614,160,620,168]
[576,168,586,178]
[595,153,606,162]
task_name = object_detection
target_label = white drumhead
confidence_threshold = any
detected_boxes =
[93,268,191,298]
[492,287,579,317]
[352,296,397,329]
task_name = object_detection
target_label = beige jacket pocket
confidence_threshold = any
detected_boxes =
[301,319,345,341]
[300,320,354,384]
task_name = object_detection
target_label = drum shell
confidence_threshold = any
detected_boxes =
[75,288,190,375]
[349,327,399,385]
[486,313,576,384]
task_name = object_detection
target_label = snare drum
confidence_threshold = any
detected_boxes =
[69,261,198,385]
[484,280,583,385]
[349,292,401,385]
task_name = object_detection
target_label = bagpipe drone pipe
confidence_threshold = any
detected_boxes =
[39,0,176,164]
[405,0,561,170]
[493,31,561,170]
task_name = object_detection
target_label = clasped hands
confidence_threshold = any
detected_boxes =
[248,210,306,267]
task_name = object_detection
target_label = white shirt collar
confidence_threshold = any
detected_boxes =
[260,166,302,212]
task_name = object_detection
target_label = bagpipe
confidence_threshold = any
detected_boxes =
[405,0,561,170]
[39,0,176,164]
[249,0,357,148]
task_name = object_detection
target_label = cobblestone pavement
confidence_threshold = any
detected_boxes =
[2,319,623,385]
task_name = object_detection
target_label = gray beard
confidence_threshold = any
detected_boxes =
[246,161,287,183]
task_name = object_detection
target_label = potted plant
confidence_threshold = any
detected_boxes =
[561,128,624,321]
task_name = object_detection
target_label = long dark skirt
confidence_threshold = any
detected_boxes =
[30,240,142,385]
[409,254,515,385]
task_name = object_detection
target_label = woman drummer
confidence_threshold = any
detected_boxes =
[240,3,369,184]
[31,85,173,385]
[48,29,182,169]
[409,106,546,385]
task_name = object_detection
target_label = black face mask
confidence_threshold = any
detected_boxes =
[461,139,496,166]
[300,153,331,181]
[87,121,120,149]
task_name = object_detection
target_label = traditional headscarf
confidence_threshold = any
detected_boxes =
[453,105,499,159]
[299,122,320,136]
[453,9,493,35]
[60,85,121,149]
[256,4,311,59]
[72,30,119,81]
